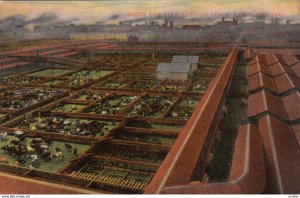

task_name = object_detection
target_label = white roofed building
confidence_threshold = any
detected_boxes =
[156,62,191,80]
[172,55,199,71]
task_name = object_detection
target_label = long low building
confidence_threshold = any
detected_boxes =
[172,55,199,71]
[156,62,192,80]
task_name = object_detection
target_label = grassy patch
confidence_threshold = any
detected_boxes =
[0,135,89,173]
[27,69,74,77]
[70,70,113,79]
[151,124,183,132]
[42,79,63,85]
[52,104,86,113]
[0,114,6,119]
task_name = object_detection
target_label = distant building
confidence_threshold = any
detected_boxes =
[156,63,191,80]
[128,35,139,42]
[163,20,174,28]
[69,33,127,41]
[172,55,199,71]
[214,17,238,28]
[271,18,280,25]
[182,25,202,29]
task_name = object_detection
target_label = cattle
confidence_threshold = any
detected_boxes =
[0,132,7,141]
[64,143,72,152]
[0,157,8,164]
[72,148,78,156]
[52,151,64,161]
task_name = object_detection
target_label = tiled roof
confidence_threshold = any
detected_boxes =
[283,64,299,78]
[244,48,254,60]
[248,73,260,92]
[248,54,268,66]
[265,53,279,65]
[159,124,266,194]
[281,92,300,122]
[269,62,285,77]
[247,90,288,120]
[254,48,300,55]
[274,73,300,94]
[291,62,300,78]
[293,125,300,147]
[268,61,298,78]
[280,54,299,66]
[248,52,300,194]
[248,72,277,93]
[258,115,300,193]
[248,62,272,77]
[247,90,266,117]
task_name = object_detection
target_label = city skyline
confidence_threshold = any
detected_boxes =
[0,0,300,26]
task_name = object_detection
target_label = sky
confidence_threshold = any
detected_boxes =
[0,0,299,25]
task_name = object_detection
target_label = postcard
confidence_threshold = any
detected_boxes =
[0,0,299,196]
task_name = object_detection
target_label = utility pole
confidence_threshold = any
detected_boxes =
[51,62,54,86]
[1,46,4,71]
[152,47,156,60]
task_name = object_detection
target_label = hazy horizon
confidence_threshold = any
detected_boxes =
[0,0,299,28]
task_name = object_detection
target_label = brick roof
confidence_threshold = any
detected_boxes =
[248,72,277,93]
[248,62,272,77]
[258,115,300,193]
[244,48,254,61]
[265,53,279,65]
[248,52,300,194]
[274,73,300,94]
[293,125,300,147]
[269,62,285,77]
[248,54,268,66]
[159,124,266,194]
[284,64,299,78]
[268,61,298,78]
[279,54,299,66]
[291,62,300,78]
[247,90,288,120]
[281,92,300,121]
[256,49,300,55]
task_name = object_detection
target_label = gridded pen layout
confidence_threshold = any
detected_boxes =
[0,50,228,193]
